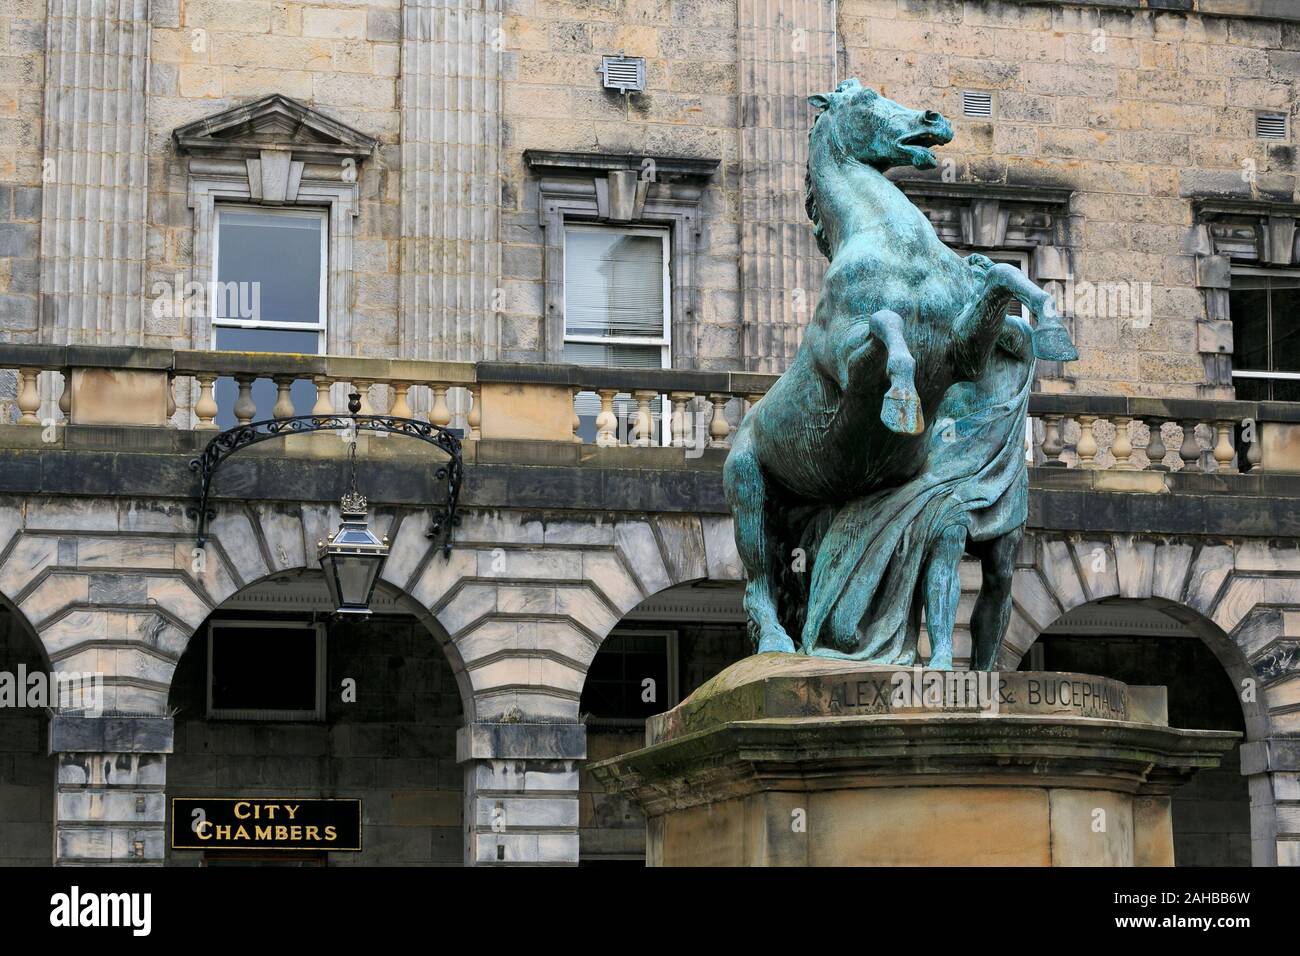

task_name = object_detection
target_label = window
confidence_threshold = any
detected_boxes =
[212,206,327,426]
[564,225,671,443]
[207,620,326,721]
[579,630,679,724]
[563,225,670,367]
[1229,270,1300,401]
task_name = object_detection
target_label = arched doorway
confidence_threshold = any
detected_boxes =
[0,595,54,865]
[577,579,749,865]
[1018,597,1252,866]
[164,570,467,866]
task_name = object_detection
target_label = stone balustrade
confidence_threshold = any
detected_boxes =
[473,362,778,449]
[1026,393,1300,474]
[172,350,480,437]
[6,343,1300,474]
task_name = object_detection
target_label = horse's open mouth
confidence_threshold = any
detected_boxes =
[898,131,949,148]
[896,130,950,168]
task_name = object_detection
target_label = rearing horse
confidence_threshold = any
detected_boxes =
[723,79,1077,665]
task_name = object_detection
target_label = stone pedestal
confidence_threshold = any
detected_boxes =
[589,655,1239,867]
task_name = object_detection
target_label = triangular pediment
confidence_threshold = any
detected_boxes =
[173,94,376,162]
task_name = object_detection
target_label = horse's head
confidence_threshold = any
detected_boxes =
[809,79,953,171]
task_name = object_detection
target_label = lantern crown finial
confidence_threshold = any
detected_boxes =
[340,489,368,519]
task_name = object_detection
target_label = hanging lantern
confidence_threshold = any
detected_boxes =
[318,489,390,614]
[318,426,390,614]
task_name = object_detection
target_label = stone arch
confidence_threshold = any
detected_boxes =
[0,496,477,719]
[1003,530,1299,866]
[437,510,741,723]
[188,502,476,721]
[1002,533,1291,730]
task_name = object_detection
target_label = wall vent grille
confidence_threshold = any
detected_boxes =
[962,90,994,119]
[600,54,646,93]
[1257,113,1288,139]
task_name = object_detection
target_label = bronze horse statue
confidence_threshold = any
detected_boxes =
[723,79,1077,668]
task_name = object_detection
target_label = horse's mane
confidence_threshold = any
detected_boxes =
[804,110,833,262]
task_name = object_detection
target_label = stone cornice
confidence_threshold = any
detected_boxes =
[523,149,720,185]
[172,93,378,164]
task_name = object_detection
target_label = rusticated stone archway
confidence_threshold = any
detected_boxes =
[1004,531,1300,867]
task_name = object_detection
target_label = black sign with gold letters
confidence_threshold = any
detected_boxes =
[171,798,362,851]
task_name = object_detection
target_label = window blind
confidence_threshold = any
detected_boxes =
[564,230,666,339]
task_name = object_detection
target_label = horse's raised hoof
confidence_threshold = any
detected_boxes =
[881,388,925,436]
[1031,324,1079,362]
[756,630,797,654]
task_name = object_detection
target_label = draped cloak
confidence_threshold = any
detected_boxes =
[800,318,1036,663]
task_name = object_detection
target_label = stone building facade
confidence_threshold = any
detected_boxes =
[1,0,1299,867]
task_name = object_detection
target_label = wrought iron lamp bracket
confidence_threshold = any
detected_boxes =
[187,392,463,557]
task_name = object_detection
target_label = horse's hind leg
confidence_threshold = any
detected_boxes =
[967,527,1022,671]
[987,262,1078,362]
[723,425,797,654]
[922,524,967,670]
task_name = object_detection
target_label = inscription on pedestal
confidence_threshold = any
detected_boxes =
[819,671,1129,721]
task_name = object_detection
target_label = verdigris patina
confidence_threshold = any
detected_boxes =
[723,79,1078,669]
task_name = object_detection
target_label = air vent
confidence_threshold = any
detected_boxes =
[1257,112,1287,140]
[599,54,646,94]
[962,90,994,119]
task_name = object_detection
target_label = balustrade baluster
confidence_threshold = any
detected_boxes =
[16,368,40,424]
[1179,419,1202,473]
[708,394,730,448]
[595,389,618,447]
[1143,417,1167,471]
[430,385,451,428]
[233,375,256,426]
[1213,421,1236,475]
[1076,415,1099,468]
[272,376,295,419]
[669,392,693,449]
[1111,416,1136,471]
[633,390,656,447]
[1039,414,1065,467]
[1245,423,1262,470]
[312,377,334,416]
[390,382,412,419]
[194,375,219,430]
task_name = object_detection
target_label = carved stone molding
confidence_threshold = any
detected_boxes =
[172,93,378,165]
[524,150,720,366]
[173,95,378,354]
[896,181,1074,267]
